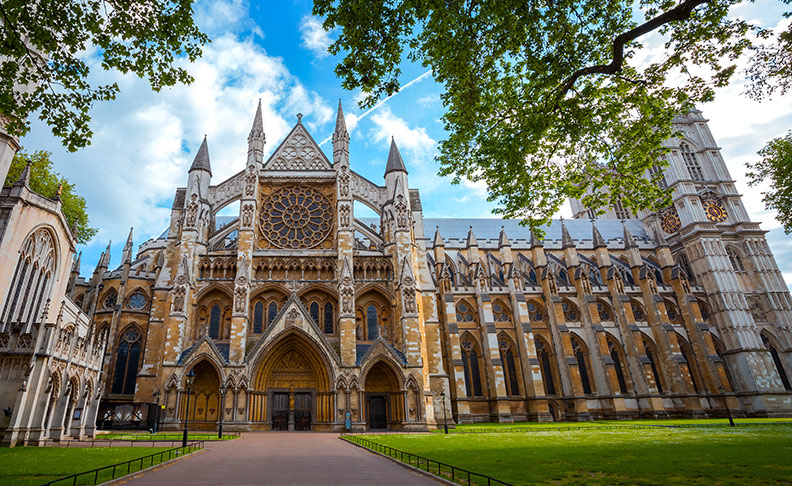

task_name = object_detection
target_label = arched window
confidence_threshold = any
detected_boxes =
[761,334,792,390]
[681,143,704,181]
[665,300,682,324]
[461,337,483,397]
[253,302,264,334]
[562,300,580,322]
[112,327,142,395]
[267,302,278,328]
[535,338,556,395]
[309,302,320,326]
[324,302,334,334]
[455,300,475,322]
[366,305,378,340]
[607,338,629,394]
[631,300,647,321]
[498,337,520,397]
[597,300,613,321]
[643,337,664,393]
[492,300,511,322]
[103,290,118,310]
[526,300,544,322]
[571,337,592,394]
[726,247,745,272]
[209,304,221,339]
[677,335,700,393]
[677,253,695,283]
[1,228,57,328]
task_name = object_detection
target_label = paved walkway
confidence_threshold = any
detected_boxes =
[120,432,440,485]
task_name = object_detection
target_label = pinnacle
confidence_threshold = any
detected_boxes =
[385,137,407,175]
[189,136,212,175]
[14,160,32,186]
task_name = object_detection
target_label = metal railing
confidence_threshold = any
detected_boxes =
[438,422,792,434]
[342,435,511,486]
[42,441,204,485]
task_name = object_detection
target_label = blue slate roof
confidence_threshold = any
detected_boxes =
[176,342,230,364]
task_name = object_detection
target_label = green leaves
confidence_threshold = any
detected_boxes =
[317,0,789,233]
[4,150,98,243]
[0,0,208,152]
[748,131,792,234]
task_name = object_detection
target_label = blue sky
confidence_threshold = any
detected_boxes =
[17,0,792,287]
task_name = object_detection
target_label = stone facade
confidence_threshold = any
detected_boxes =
[58,104,792,432]
[0,166,106,446]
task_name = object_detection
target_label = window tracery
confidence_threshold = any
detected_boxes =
[461,337,484,397]
[526,301,544,322]
[492,300,511,322]
[561,300,580,322]
[455,301,475,322]
[127,291,147,310]
[259,186,333,249]
[112,327,142,395]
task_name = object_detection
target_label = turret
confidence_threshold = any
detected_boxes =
[187,136,212,199]
[622,222,642,268]
[592,223,611,266]
[560,219,579,267]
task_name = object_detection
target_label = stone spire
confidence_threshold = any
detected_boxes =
[101,241,112,268]
[385,137,407,175]
[623,222,638,249]
[561,219,575,249]
[333,99,349,140]
[592,223,607,248]
[498,226,511,248]
[652,221,668,247]
[189,135,212,175]
[14,160,31,187]
[122,227,134,264]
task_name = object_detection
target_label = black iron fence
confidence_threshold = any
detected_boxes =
[42,441,204,486]
[342,435,511,486]
[436,421,792,434]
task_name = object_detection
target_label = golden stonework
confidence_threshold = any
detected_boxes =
[259,185,333,249]
[702,200,728,223]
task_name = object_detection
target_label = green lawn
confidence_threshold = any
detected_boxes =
[98,431,236,441]
[358,425,792,485]
[441,417,792,432]
[0,446,185,485]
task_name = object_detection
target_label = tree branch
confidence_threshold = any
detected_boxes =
[557,0,711,97]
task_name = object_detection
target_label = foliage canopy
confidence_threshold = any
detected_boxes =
[314,0,791,230]
[4,150,97,244]
[748,131,792,234]
[0,0,208,151]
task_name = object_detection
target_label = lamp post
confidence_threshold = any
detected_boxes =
[152,390,160,434]
[440,391,448,435]
[182,370,195,448]
[719,386,735,427]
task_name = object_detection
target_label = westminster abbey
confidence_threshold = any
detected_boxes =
[0,102,790,445]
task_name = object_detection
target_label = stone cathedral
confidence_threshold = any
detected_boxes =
[2,103,791,442]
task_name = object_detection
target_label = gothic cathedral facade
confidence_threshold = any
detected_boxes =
[3,104,792,440]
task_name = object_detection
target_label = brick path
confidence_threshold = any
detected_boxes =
[119,432,440,485]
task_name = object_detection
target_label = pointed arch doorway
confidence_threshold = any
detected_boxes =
[364,361,404,430]
[253,333,333,431]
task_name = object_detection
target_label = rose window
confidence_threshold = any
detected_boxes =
[259,186,333,249]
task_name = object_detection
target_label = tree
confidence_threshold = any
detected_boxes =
[748,131,792,234]
[4,150,97,243]
[314,0,789,231]
[0,1,208,152]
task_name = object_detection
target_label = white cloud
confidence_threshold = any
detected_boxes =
[369,106,436,158]
[299,16,334,59]
[21,30,330,274]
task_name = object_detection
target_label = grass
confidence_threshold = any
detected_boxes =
[439,417,792,432]
[0,446,180,486]
[359,424,792,485]
[98,431,236,441]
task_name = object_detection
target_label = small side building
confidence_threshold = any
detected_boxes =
[0,165,107,447]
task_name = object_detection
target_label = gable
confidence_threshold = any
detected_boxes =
[263,122,332,171]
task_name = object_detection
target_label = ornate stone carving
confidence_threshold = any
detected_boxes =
[286,308,300,326]
[244,164,257,196]
[241,203,254,228]
[264,126,331,170]
[339,203,350,228]
[259,186,333,249]
[579,270,592,295]
[395,194,408,228]
[338,165,350,197]
[185,193,198,227]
